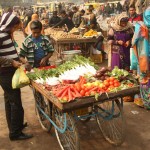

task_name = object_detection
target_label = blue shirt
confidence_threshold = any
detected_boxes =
[32,36,45,67]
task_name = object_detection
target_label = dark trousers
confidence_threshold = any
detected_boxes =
[0,71,24,138]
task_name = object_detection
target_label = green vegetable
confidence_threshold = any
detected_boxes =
[108,66,129,78]
[27,55,98,80]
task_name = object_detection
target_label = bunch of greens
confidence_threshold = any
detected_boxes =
[27,55,98,80]
[109,66,129,78]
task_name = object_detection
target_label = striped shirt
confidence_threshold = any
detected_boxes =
[0,32,19,67]
[0,12,20,68]
[19,35,54,67]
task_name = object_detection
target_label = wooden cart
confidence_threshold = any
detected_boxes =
[31,81,139,150]
[49,36,97,58]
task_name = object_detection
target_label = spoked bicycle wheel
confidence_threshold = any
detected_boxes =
[33,89,52,132]
[53,107,80,150]
[95,98,125,146]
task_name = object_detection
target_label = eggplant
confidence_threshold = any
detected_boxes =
[97,72,103,77]
[105,76,109,80]
[100,76,105,81]
[104,72,108,76]
[100,67,107,73]
[119,75,126,81]
[107,67,112,72]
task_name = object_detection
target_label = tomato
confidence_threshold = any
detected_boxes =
[109,85,114,89]
[102,84,106,89]
[106,78,110,82]
[85,91,90,96]
[117,82,121,87]
[114,83,119,87]
[104,81,110,87]
[80,90,85,96]
[109,81,114,85]
[114,79,119,83]
[109,77,115,82]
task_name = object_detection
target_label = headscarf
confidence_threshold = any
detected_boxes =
[0,12,20,33]
[111,12,132,31]
[143,7,150,28]
[25,13,41,35]
[31,14,39,20]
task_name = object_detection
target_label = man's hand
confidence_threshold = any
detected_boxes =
[25,62,32,71]
[12,60,22,68]
[40,57,48,67]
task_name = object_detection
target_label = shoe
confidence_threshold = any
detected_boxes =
[10,132,33,141]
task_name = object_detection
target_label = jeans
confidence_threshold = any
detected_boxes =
[0,71,24,138]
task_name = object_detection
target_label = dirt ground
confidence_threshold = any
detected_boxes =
[0,31,150,150]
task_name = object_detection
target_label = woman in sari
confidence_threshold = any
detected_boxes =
[132,7,150,109]
[108,12,134,70]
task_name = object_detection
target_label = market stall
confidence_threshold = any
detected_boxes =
[45,28,99,58]
[27,56,139,150]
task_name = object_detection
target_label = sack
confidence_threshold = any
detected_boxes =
[91,46,101,54]
[12,67,30,89]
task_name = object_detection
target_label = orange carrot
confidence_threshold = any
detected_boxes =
[56,86,69,97]
[71,87,81,97]
[59,88,69,99]
[68,88,73,101]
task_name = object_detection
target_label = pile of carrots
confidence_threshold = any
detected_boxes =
[52,76,87,102]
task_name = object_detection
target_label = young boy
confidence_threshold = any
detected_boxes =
[20,20,54,71]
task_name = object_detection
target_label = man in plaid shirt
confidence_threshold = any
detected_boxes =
[20,20,54,70]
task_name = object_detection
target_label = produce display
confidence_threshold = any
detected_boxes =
[27,56,138,103]
[83,29,98,37]
[45,28,82,40]
[69,27,79,34]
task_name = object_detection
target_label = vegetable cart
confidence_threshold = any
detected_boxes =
[31,80,139,150]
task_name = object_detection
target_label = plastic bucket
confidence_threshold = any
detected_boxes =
[61,50,81,61]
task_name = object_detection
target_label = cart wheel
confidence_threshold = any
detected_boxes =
[53,107,80,150]
[95,98,125,146]
[34,89,52,132]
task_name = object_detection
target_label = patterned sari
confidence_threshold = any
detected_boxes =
[132,7,150,109]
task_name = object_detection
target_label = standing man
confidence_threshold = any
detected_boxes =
[0,12,33,141]
[72,7,81,27]
[52,10,74,31]
[49,11,61,27]
[128,5,143,24]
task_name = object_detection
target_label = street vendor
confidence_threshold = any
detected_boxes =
[52,10,74,31]
[19,20,54,71]
[48,11,61,27]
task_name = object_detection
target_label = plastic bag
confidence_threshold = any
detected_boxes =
[12,67,30,89]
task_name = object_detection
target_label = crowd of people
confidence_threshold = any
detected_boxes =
[0,0,150,142]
